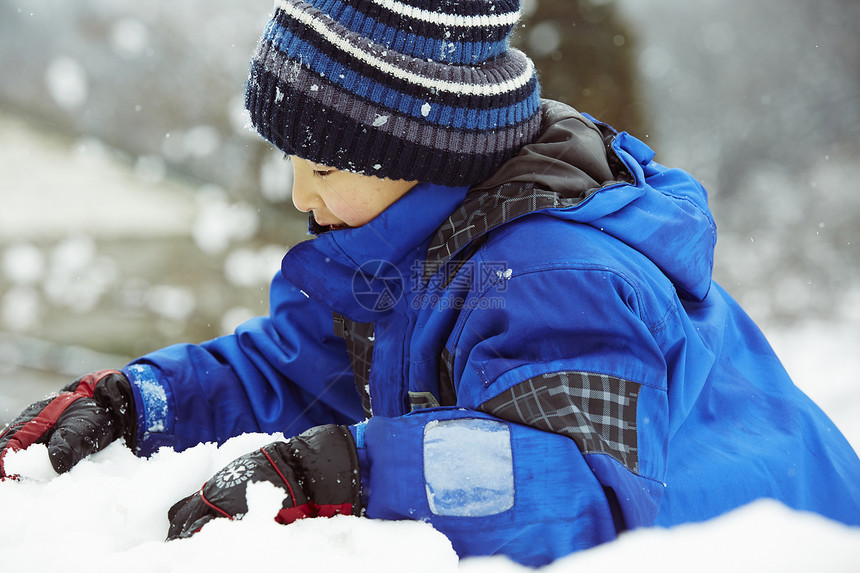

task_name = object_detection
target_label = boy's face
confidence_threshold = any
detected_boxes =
[290,157,417,231]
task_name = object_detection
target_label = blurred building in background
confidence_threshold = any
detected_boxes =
[1,0,859,411]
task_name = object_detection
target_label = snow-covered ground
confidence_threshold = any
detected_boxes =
[2,396,859,573]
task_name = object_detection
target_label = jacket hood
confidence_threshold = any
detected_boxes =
[428,100,717,301]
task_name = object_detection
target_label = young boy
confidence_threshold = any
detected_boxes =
[2,0,859,566]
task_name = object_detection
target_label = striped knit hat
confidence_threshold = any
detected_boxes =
[245,0,542,187]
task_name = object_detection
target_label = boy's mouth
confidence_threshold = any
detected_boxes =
[308,213,349,235]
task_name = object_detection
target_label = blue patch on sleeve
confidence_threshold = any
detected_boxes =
[423,418,514,517]
[351,420,367,449]
[124,363,169,435]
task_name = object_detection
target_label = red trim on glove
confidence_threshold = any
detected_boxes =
[314,502,355,518]
[275,503,316,524]
[3,393,83,456]
[275,502,353,524]
[73,369,121,398]
[199,484,235,520]
[0,369,121,479]
[3,369,120,452]
[260,446,300,507]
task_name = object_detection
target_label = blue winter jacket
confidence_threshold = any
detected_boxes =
[123,101,860,566]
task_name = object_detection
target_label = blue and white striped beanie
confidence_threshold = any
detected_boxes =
[245,0,542,187]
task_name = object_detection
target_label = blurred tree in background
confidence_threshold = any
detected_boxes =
[514,0,645,136]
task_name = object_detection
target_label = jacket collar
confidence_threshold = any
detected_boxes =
[424,100,624,284]
[280,182,469,321]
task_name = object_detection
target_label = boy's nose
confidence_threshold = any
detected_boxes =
[291,173,319,213]
[291,186,315,213]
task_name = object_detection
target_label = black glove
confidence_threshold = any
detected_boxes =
[167,424,361,540]
[0,370,137,479]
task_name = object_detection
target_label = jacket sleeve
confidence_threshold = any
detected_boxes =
[123,271,364,456]
[350,265,673,566]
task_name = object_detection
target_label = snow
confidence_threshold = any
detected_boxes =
[258,147,293,202]
[0,435,461,573]
[125,364,168,434]
[109,17,150,59]
[1,243,45,285]
[134,154,168,185]
[44,56,88,110]
[2,428,858,572]
[223,244,287,288]
[145,284,196,322]
[219,306,257,336]
[0,286,41,332]
[42,235,118,314]
[527,20,562,58]
[2,319,859,571]
[182,124,221,159]
[191,188,260,255]
[0,113,198,242]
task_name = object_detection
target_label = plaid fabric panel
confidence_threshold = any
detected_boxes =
[437,346,457,407]
[424,182,584,282]
[480,371,641,474]
[333,313,375,418]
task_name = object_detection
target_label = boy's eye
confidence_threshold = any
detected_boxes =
[300,158,336,177]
